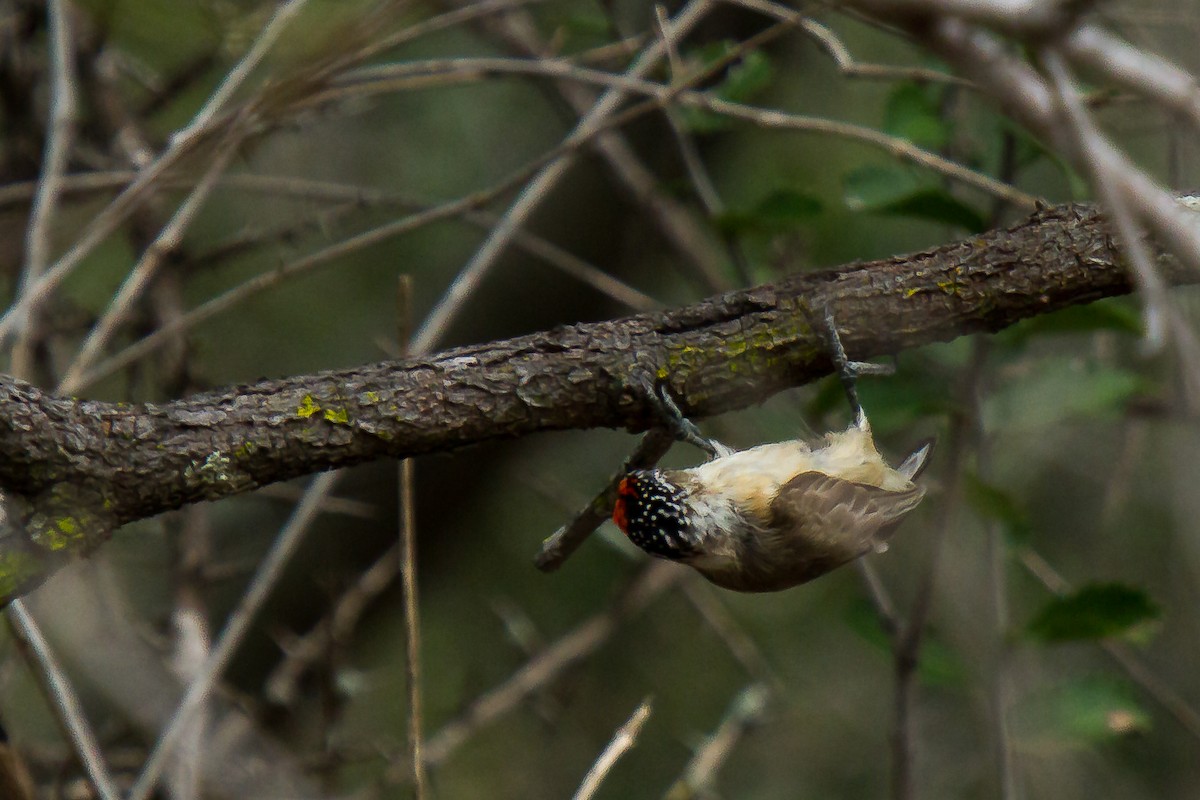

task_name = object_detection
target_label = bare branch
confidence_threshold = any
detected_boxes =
[1065,25,1200,132]
[0,0,313,345]
[410,0,717,354]
[58,133,244,395]
[0,201,1186,603]
[5,602,121,800]
[13,0,78,378]
[422,564,680,766]
[536,429,676,570]
[663,684,768,799]
[572,698,653,800]
[397,277,429,800]
[332,57,1037,209]
[126,472,340,800]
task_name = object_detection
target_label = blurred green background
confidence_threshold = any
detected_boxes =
[3,1,1200,798]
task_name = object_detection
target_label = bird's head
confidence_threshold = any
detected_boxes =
[613,470,696,560]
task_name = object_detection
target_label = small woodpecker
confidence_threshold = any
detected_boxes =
[612,415,931,592]
[612,311,931,592]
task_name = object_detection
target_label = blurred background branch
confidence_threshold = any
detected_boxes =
[1,0,1199,798]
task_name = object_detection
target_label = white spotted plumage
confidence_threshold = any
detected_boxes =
[614,417,932,592]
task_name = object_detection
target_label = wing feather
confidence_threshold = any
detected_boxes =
[764,471,925,566]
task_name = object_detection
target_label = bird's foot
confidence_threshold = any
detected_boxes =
[634,374,731,459]
[820,305,894,428]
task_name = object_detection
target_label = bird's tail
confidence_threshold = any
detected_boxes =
[897,439,936,481]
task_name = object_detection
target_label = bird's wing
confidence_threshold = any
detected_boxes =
[767,471,925,559]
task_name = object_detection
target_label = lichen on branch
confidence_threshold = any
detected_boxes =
[0,202,1166,604]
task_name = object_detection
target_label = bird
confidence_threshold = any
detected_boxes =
[612,414,931,592]
[612,311,932,592]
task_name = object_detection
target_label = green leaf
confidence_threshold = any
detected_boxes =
[678,106,728,134]
[557,13,615,51]
[843,165,987,232]
[884,84,950,149]
[679,44,772,133]
[884,189,988,233]
[1014,677,1150,747]
[718,49,772,103]
[964,475,1032,543]
[844,164,923,208]
[1027,583,1161,643]
[718,189,823,234]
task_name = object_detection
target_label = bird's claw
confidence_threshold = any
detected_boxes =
[634,374,729,459]
[819,305,893,427]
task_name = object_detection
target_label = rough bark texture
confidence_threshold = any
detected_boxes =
[0,202,1173,602]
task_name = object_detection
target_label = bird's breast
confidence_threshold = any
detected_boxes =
[684,441,821,520]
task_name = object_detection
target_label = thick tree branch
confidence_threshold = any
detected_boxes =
[0,201,1182,603]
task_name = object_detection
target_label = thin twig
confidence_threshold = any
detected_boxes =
[441,0,730,292]
[396,275,429,799]
[960,338,1018,800]
[126,471,341,800]
[890,613,919,800]
[5,602,122,800]
[2,11,110,797]
[695,92,1036,208]
[266,541,399,705]
[535,429,677,570]
[989,111,1031,799]
[571,698,653,800]
[979,142,1021,798]
[898,354,974,800]
[409,0,716,354]
[422,563,681,766]
[0,167,657,316]
[357,0,550,65]
[181,0,311,137]
[12,0,78,378]
[525,470,781,694]
[734,0,975,87]
[795,12,973,86]
[663,683,769,799]
[332,57,1038,209]
[58,131,245,395]
[1065,24,1200,132]
[167,506,215,800]
[166,609,208,800]
[984,522,1017,800]
[865,350,976,800]
[855,558,900,636]
[653,4,752,283]
[1039,50,1172,349]
[0,0,312,346]
[72,176,521,389]
[1041,48,1200,408]
[254,482,377,519]
[677,579,781,691]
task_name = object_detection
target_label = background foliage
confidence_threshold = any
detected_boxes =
[1,1,1199,798]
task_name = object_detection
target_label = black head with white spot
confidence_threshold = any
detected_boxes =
[613,470,696,560]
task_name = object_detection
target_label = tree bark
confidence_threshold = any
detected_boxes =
[0,201,1169,603]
